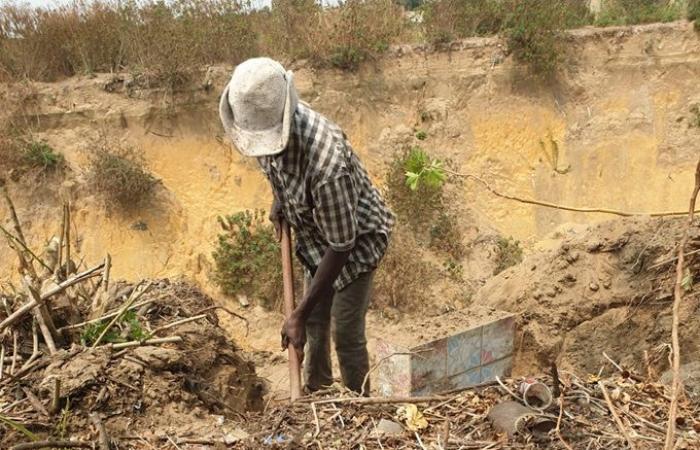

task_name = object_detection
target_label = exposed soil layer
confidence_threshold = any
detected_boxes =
[474,216,700,377]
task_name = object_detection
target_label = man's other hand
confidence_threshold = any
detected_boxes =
[269,197,284,242]
[281,312,305,362]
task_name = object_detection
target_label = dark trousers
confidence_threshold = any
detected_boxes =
[303,271,374,394]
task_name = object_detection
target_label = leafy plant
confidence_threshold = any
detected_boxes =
[682,268,694,292]
[212,210,282,309]
[80,310,146,346]
[415,130,427,140]
[0,414,38,441]
[502,0,569,77]
[86,136,158,210]
[22,140,64,171]
[493,236,523,275]
[404,146,446,191]
[443,258,464,282]
[54,398,71,441]
[387,146,463,258]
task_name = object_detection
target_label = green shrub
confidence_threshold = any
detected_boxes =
[212,210,283,309]
[415,130,428,140]
[22,140,64,172]
[493,236,523,275]
[86,137,158,210]
[595,0,682,27]
[502,0,569,77]
[386,146,464,259]
[80,311,146,346]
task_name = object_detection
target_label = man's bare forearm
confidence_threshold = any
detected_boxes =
[293,247,350,321]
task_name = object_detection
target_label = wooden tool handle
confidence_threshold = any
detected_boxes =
[281,221,303,401]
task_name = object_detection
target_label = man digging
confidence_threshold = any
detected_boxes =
[219,57,394,394]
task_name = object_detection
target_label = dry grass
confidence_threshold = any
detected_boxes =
[85,135,158,210]
[0,0,696,82]
[373,224,437,310]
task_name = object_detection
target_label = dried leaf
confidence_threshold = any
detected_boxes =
[397,404,428,431]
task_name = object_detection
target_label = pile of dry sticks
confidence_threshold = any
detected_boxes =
[243,361,699,449]
[0,181,238,450]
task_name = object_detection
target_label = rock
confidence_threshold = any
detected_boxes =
[224,428,249,444]
[589,282,599,292]
[375,419,404,437]
[237,294,250,307]
[661,362,700,399]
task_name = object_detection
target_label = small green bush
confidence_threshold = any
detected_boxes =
[595,0,682,27]
[415,130,428,140]
[386,146,464,259]
[493,236,523,275]
[502,0,569,77]
[86,137,158,210]
[80,310,146,346]
[22,140,64,171]
[212,210,282,309]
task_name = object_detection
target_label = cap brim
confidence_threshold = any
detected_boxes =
[218,71,298,157]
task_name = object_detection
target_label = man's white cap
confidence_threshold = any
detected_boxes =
[219,57,299,157]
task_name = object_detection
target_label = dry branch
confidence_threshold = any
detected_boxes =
[599,381,636,450]
[89,412,110,450]
[664,157,700,450]
[59,299,153,332]
[22,280,57,355]
[148,314,207,336]
[10,441,93,450]
[0,263,104,333]
[109,336,182,350]
[443,168,700,218]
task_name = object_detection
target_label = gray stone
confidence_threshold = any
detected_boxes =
[376,419,404,437]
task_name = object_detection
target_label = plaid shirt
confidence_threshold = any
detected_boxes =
[258,103,394,291]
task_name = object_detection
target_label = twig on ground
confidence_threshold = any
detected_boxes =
[194,306,249,336]
[664,157,700,450]
[0,344,4,381]
[10,441,93,450]
[49,378,61,415]
[598,381,637,450]
[22,279,57,354]
[59,298,153,331]
[311,395,448,406]
[89,412,111,450]
[148,314,207,337]
[109,336,182,350]
[21,386,49,416]
[495,376,521,403]
[63,202,71,276]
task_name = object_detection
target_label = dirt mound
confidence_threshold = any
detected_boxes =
[1,279,265,448]
[473,216,700,376]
